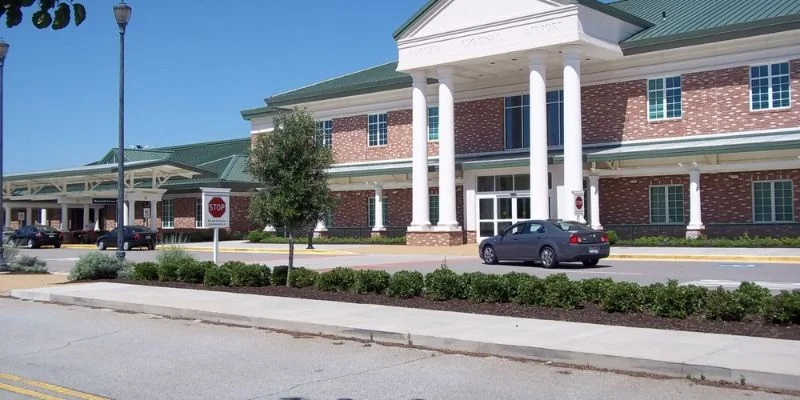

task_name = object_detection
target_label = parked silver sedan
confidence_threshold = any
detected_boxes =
[479,220,610,268]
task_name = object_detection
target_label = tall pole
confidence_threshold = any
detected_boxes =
[0,40,8,272]
[114,2,131,260]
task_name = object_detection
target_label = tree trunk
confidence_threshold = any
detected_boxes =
[287,233,295,287]
[307,228,314,249]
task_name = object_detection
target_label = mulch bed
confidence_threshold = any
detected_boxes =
[104,279,800,341]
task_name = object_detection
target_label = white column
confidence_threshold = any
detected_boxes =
[372,185,385,231]
[40,208,48,225]
[562,45,585,223]
[123,201,130,226]
[82,205,90,230]
[59,204,67,230]
[94,207,102,231]
[529,51,550,219]
[25,207,32,226]
[436,67,459,229]
[588,175,602,230]
[409,71,431,229]
[687,169,704,236]
[126,200,136,227]
[3,206,10,227]
[149,200,158,230]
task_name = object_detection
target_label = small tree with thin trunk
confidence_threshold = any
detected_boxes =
[248,108,335,284]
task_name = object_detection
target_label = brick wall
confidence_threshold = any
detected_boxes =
[455,98,505,154]
[583,59,800,143]
[331,186,464,228]
[701,170,800,223]
[600,175,690,225]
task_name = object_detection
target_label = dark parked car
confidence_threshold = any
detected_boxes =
[479,220,610,268]
[7,225,64,249]
[96,225,158,251]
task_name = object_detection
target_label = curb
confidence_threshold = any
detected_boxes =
[9,288,800,392]
[607,254,800,263]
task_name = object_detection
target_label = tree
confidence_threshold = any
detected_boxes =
[2,0,86,29]
[248,108,336,284]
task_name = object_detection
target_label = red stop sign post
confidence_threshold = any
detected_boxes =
[208,197,226,218]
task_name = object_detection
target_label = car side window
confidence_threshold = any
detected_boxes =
[506,223,527,235]
[528,223,545,234]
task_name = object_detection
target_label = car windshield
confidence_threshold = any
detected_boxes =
[551,221,591,231]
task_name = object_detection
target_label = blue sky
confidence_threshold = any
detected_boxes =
[1,0,425,173]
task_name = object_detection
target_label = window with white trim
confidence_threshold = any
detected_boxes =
[367,113,388,146]
[195,198,203,228]
[367,197,388,227]
[161,199,174,229]
[650,185,684,224]
[753,180,793,222]
[647,76,682,120]
[315,120,333,148]
[429,195,439,225]
[427,106,439,141]
[750,62,790,111]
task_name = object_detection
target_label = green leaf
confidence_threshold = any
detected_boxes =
[32,10,52,29]
[39,0,57,11]
[73,3,86,26]
[52,2,70,30]
[5,7,23,28]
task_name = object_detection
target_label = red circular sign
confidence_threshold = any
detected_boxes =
[208,197,226,218]
[575,196,584,210]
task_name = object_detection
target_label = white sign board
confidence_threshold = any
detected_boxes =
[572,190,585,219]
[201,188,231,229]
[143,207,151,219]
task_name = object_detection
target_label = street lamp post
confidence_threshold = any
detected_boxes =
[0,39,8,272]
[114,2,131,260]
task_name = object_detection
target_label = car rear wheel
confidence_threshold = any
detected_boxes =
[582,259,599,267]
[148,242,156,251]
[54,243,61,249]
[539,246,558,269]
[482,245,498,265]
[97,241,106,251]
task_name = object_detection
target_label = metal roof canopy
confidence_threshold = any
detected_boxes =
[3,160,211,197]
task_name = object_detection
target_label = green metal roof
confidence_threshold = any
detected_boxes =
[610,0,800,54]
[240,105,287,121]
[96,149,173,164]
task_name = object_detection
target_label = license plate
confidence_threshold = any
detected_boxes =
[589,246,599,254]
[145,235,151,239]
[48,234,55,238]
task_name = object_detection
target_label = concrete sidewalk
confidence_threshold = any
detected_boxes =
[0,273,67,296]
[11,282,800,391]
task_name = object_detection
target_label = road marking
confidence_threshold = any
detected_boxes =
[0,373,108,400]
[681,280,800,291]
[570,271,643,276]
[0,382,65,400]
[718,264,757,268]
[42,258,79,262]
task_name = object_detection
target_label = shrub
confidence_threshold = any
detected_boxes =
[204,266,231,286]
[387,270,424,298]
[315,267,357,292]
[600,281,645,313]
[467,273,512,303]
[227,262,270,287]
[705,287,747,322]
[580,278,615,304]
[176,260,206,284]
[516,276,547,306]
[735,281,771,315]
[606,230,619,245]
[2,245,19,263]
[69,252,123,281]
[272,265,288,286]
[157,263,179,282]
[424,267,466,301]
[500,272,531,301]
[132,262,159,281]
[642,282,665,309]
[543,278,584,309]
[354,270,391,294]
[9,255,48,273]
[247,230,265,243]
[288,267,319,288]
[764,290,800,324]
[156,246,195,266]
[649,280,708,319]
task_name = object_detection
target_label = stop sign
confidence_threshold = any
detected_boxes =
[575,196,584,210]
[208,197,226,218]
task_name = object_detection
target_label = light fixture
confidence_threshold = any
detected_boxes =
[113,2,132,29]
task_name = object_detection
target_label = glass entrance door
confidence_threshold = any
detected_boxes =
[477,194,532,240]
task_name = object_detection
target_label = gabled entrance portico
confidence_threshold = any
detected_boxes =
[394,0,650,245]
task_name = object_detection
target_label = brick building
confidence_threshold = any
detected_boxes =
[242,0,800,245]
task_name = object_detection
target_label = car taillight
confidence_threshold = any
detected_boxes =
[569,234,581,244]
[134,234,141,240]
[35,232,43,237]
[600,233,608,243]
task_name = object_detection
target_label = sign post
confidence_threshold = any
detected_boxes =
[201,188,231,264]
[572,190,585,222]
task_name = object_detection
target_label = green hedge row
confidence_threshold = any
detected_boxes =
[246,230,405,245]
[609,232,800,248]
[127,256,800,325]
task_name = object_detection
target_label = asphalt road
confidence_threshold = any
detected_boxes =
[23,247,800,290]
[0,298,791,400]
